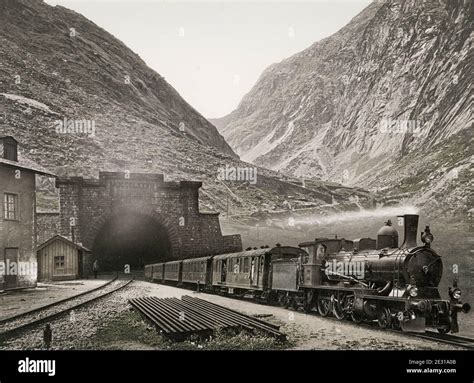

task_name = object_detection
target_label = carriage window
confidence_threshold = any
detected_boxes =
[243,258,249,273]
[316,244,327,259]
[201,262,204,272]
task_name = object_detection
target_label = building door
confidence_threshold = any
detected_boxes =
[250,257,255,285]
[4,248,19,289]
[78,251,83,278]
[221,260,227,282]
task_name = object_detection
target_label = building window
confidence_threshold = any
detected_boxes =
[4,193,18,220]
[54,255,65,269]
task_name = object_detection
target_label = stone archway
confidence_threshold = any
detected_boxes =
[84,207,179,271]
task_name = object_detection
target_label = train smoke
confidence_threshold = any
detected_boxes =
[294,205,420,226]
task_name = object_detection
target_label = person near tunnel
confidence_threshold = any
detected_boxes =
[92,259,99,279]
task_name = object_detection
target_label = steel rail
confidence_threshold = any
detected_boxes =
[0,276,118,324]
[0,279,132,342]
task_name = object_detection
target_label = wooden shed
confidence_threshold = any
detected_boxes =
[37,235,90,281]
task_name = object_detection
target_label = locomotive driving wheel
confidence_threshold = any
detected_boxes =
[392,316,401,330]
[345,295,363,323]
[437,326,451,334]
[351,312,364,324]
[317,291,332,317]
[377,307,392,329]
[303,290,314,313]
[332,291,349,320]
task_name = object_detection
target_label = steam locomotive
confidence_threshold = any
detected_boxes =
[145,214,470,333]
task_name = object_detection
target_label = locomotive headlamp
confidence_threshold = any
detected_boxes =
[408,285,419,297]
[452,288,462,300]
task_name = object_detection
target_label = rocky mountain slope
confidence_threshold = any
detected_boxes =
[0,0,371,217]
[213,0,473,219]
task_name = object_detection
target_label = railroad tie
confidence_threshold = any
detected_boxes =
[129,296,286,341]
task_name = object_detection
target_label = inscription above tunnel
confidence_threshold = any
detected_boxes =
[56,172,242,269]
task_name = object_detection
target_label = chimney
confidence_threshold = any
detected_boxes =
[0,136,18,162]
[399,214,419,248]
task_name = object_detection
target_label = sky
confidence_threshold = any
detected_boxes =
[44,0,371,119]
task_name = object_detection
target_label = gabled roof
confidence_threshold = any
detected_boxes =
[0,136,18,143]
[0,156,55,176]
[37,235,91,252]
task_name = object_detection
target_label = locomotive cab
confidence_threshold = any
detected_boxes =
[299,238,354,288]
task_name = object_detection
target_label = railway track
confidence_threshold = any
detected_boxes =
[151,281,474,349]
[296,305,474,350]
[243,293,474,349]
[0,278,133,343]
[402,330,474,350]
[301,307,474,350]
[0,276,118,325]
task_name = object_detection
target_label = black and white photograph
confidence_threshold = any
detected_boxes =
[0,0,472,379]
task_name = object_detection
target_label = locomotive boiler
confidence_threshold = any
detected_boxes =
[320,215,443,290]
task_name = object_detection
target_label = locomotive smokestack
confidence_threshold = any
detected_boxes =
[399,214,419,248]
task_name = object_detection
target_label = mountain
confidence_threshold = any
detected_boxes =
[0,0,371,217]
[213,0,473,218]
[0,0,235,157]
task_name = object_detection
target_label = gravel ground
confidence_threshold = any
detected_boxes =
[0,281,468,350]
[0,278,109,320]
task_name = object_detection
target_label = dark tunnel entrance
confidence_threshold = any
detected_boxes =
[91,212,172,271]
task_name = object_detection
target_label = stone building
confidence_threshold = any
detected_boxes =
[0,136,55,290]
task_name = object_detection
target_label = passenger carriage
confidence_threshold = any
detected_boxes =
[144,262,165,282]
[163,260,182,283]
[152,263,165,282]
[181,256,213,289]
[211,246,308,298]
